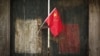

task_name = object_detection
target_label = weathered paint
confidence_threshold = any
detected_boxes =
[15,19,42,53]
[59,24,80,54]
[10,0,48,56]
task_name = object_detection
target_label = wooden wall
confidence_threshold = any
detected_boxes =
[10,0,88,56]
[0,0,10,56]
[10,0,48,56]
[89,0,100,56]
[0,0,100,56]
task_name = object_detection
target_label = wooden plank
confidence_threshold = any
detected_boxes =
[15,18,42,54]
[14,18,43,56]
[10,0,48,56]
[89,0,100,56]
[50,0,88,56]
[0,0,10,56]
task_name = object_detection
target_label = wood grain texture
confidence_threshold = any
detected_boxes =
[15,19,42,54]
[89,0,100,56]
[0,0,10,56]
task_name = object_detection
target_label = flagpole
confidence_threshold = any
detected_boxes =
[48,0,50,51]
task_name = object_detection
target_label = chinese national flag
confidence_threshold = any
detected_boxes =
[45,8,64,37]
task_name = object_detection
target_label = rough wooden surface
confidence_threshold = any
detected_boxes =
[0,0,10,56]
[15,19,42,53]
[89,0,100,56]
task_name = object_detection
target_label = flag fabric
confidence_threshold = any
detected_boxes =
[45,8,64,37]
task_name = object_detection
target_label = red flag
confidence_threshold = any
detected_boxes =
[45,8,64,37]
